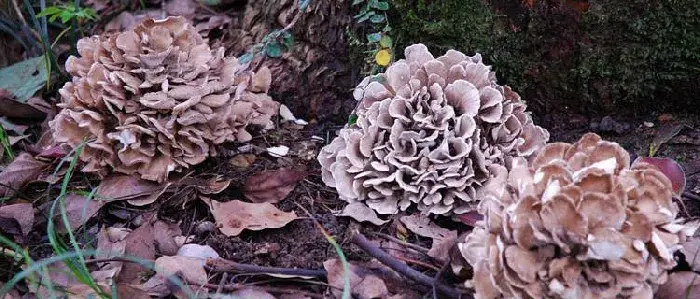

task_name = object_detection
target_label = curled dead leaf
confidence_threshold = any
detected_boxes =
[400,214,458,262]
[96,174,169,201]
[229,154,256,169]
[0,203,34,237]
[323,259,390,299]
[0,153,47,197]
[244,168,306,203]
[203,198,298,236]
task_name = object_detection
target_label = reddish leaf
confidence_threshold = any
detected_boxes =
[118,222,156,284]
[0,203,34,236]
[0,153,48,197]
[96,174,168,201]
[243,168,306,203]
[37,144,68,159]
[634,157,686,196]
[457,211,484,227]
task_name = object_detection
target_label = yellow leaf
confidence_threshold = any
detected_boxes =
[375,49,392,66]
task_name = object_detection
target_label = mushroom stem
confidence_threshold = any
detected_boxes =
[350,230,468,299]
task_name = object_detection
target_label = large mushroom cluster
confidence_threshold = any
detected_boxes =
[318,44,549,215]
[50,16,278,183]
[459,133,698,298]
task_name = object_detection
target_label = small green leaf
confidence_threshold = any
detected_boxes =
[265,42,283,58]
[299,0,311,10]
[379,35,392,48]
[348,114,358,125]
[368,0,379,7]
[36,6,61,18]
[238,53,254,64]
[352,0,364,5]
[366,33,382,43]
[370,15,385,23]
[383,24,392,32]
[282,33,294,50]
[375,1,389,10]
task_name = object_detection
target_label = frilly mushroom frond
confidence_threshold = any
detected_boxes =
[459,133,699,299]
[50,16,279,183]
[319,44,549,215]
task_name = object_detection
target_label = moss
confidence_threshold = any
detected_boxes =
[390,0,527,91]
[390,0,700,115]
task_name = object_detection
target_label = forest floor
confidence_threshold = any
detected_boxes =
[0,1,699,298]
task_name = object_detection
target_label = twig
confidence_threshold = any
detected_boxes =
[203,283,324,299]
[350,231,467,299]
[368,231,430,254]
[393,255,441,272]
[432,262,451,299]
[205,258,327,278]
[683,191,700,201]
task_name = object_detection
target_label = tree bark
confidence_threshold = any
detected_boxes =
[229,0,354,124]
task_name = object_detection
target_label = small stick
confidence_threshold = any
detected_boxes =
[683,191,700,201]
[206,258,327,278]
[350,231,467,299]
[432,262,451,299]
[393,255,441,272]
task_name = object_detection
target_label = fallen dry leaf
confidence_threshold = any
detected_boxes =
[323,259,390,299]
[0,91,46,121]
[92,227,129,282]
[656,272,700,299]
[177,244,219,260]
[203,198,298,236]
[0,203,34,236]
[153,220,184,256]
[244,168,306,203]
[400,214,458,262]
[118,222,156,284]
[0,153,47,197]
[194,176,231,195]
[229,154,257,169]
[96,174,168,202]
[456,211,483,227]
[681,236,700,272]
[46,193,104,234]
[154,255,208,285]
[227,288,276,299]
[339,202,388,226]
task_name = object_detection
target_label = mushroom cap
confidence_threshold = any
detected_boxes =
[459,133,698,298]
[50,17,278,182]
[319,44,549,215]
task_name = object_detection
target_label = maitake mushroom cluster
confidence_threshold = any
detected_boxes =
[318,44,549,215]
[459,133,698,298]
[50,17,278,183]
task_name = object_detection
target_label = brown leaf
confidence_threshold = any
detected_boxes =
[244,168,306,203]
[323,259,390,299]
[91,227,129,282]
[0,153,47,197]
[0,203,34,236]
[230,288,276,299]
[48,193,104,234]
[656,272,700,299]
[339,202,388,226]
[204,198,298,236]
[96,174,168,201]
[153,220,183,256]
[118,222,156,284]
[154,256,208,285]
[229,154,256,169]
[400,214,458,263]
[0,95,46,121]
[194,176,231,195]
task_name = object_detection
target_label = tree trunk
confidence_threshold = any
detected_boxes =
[229,0,354,124]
